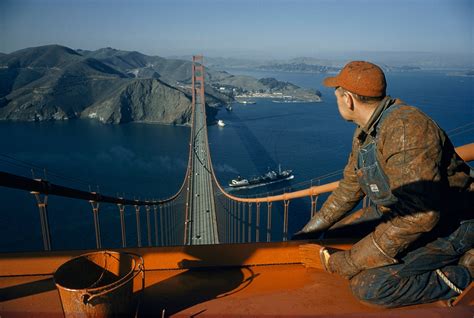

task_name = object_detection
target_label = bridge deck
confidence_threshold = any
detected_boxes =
[1,241,472,317]
[189,95,219,245]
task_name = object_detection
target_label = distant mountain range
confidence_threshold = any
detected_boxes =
[200,52,473,74]
[0,45,321,124]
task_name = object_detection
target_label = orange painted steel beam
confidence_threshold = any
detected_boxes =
[215,179,339,203]
[2,262,472,317]
[453,282,474,306]
[0,240,354,276]
[3,265,472,317]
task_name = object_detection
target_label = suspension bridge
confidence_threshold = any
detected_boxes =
[0,55,334,251]
[1,56,474,317]
[1,56,474,252]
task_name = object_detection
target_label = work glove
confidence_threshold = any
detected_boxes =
[321,233,398,280]
[326,250,360,279]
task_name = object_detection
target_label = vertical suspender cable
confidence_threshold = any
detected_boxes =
[168,203,172,245]
[163,203,168,245]
[228,199,232,243]
[256,202,261,243]
[168,203,173,245]
[283,200,290,241]
[32,192,51,251]
[267,202,272,242]
[159,204,164,246]
[173,202,178,245]
[134,205,142,247]
[242,202,246,243]
[248,203,252,243]
[145,205,152,246]
[237,202,241,243]
[169,202,174,245]
[153,205,159,246]
[227,198,231,243]
[233,200,237,243]
[90,200,101,249]
[118,203,127,248]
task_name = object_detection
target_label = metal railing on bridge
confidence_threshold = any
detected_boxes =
[0,170,188,250]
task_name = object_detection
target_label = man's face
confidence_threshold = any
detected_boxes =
[334,87,352,122]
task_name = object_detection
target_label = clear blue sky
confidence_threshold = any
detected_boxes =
[1,0,472,58]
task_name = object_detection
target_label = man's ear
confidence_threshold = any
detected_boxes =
[344,92,354,111]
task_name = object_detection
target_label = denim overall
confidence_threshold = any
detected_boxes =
[349,104,473,307]
[356,104,401,207]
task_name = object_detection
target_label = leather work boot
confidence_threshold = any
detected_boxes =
[459,249,474,278]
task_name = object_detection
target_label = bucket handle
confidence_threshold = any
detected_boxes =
[82,254,145,305]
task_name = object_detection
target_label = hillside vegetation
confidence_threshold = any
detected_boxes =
[0,45,321,124]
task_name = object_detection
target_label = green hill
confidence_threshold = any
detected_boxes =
[0,45,206,124]
[0,44,320,124]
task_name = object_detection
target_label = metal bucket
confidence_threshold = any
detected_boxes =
[54,251,144,318]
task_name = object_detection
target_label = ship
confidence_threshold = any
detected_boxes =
[217,119,225,127]
[237,100,256,104]
[229,165,294,189]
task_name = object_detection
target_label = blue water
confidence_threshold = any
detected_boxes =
[1,70,472,252]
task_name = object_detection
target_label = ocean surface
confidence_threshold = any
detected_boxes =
[1,70,473,252]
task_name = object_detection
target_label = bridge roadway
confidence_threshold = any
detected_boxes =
[188,94,219,245]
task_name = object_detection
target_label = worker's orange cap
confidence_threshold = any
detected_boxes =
[323,61,386,97]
